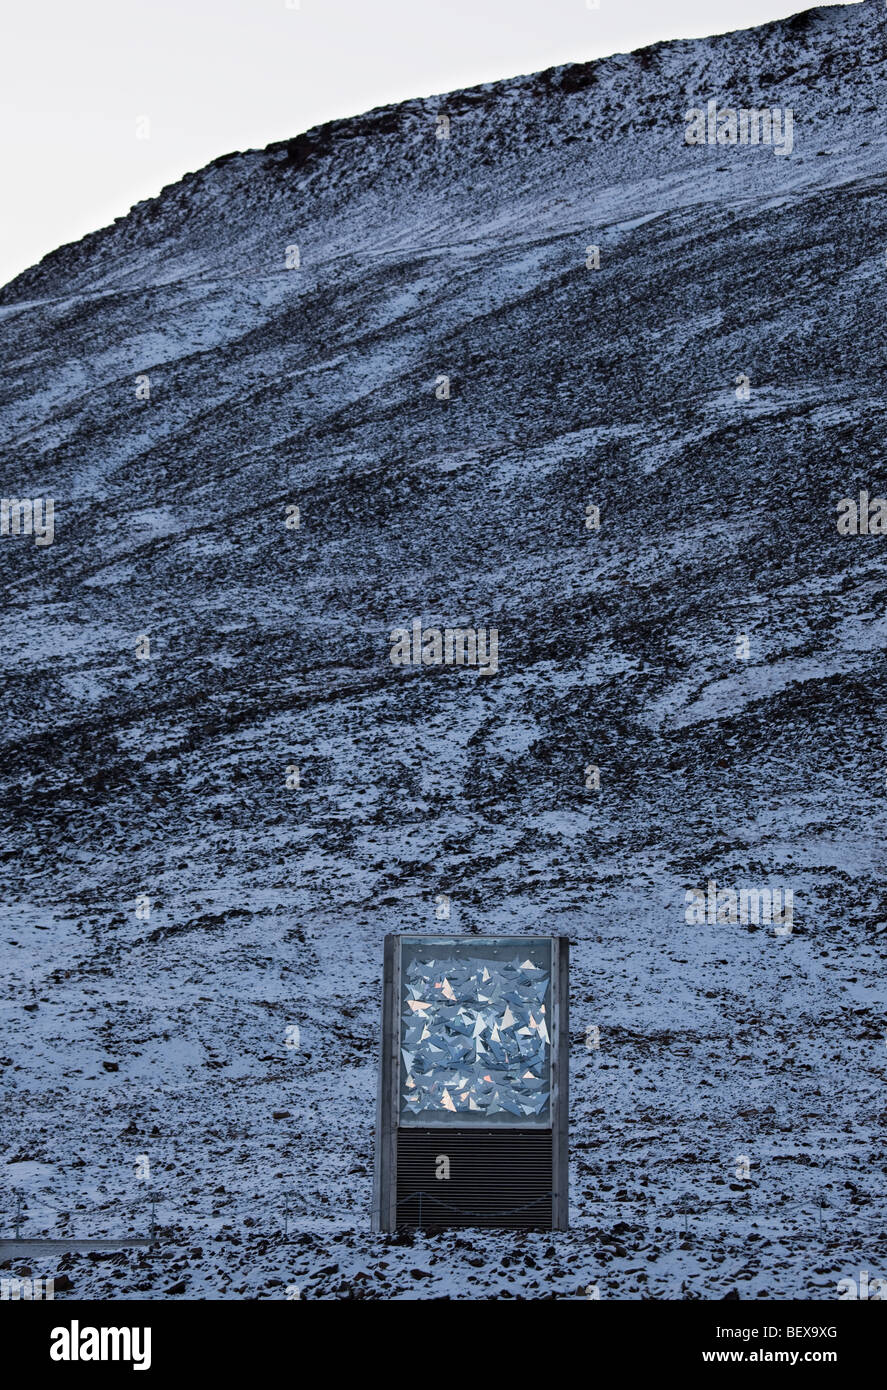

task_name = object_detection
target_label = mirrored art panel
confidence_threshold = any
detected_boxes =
[398,937,552,1126]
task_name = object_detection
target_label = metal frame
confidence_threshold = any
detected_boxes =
[371,934,399,1232]
[372,933,569,1231]
[552,934,569,1230]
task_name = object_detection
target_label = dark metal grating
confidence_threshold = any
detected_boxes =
[396,1127,554,1229]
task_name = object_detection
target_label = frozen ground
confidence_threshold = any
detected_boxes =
[1,1,886,1299]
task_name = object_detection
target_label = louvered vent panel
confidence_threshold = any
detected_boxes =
[396,1127,554,1229]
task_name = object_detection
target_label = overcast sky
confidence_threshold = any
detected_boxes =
[0,0,858,288]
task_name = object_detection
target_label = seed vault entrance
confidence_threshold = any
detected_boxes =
[372,934,569,1231]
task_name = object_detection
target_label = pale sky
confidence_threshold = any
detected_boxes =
[0,0,859,288]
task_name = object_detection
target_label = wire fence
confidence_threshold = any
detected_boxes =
[2,1180,883,1246]
[0,1190,158,1247]
[581,1194,886,1240]
[397,1189,555,1225]
[391,1189,885,1238]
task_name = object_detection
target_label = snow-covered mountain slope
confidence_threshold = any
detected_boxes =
[1,1,886,1298]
